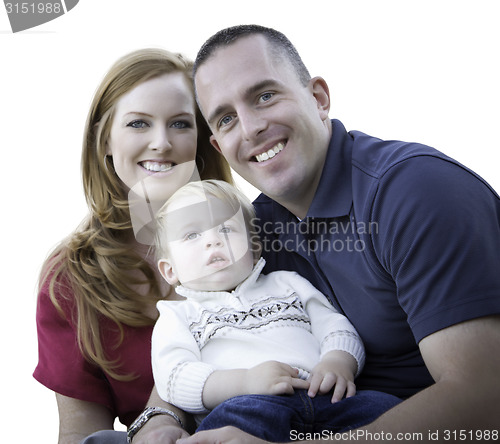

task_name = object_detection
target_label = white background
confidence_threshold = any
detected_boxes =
[1,1,499,442]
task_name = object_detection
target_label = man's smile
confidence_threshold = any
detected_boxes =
[253,141,285,163]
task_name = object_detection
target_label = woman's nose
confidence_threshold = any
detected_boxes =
[149,127,172,152]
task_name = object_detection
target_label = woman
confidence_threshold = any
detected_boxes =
[33,48,232,444]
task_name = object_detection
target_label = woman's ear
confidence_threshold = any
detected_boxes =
[309,76,331,121]
[158,259,179,285]
[105,137,112,156]
[95,120,112,156]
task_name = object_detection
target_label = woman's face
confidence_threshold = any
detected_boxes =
[107,72,198,203]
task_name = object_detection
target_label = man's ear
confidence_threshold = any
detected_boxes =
[310,76,331,120]
[158,259,179,285]
[210,135,222,154]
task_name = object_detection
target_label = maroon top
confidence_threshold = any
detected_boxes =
[33,277,154,426]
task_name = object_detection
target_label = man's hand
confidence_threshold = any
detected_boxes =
[177,426,269,444]
[307,350,357,403]
[246,360,310,396]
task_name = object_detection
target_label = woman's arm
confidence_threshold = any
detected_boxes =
[132,385,193,443]
[55,393,114,444]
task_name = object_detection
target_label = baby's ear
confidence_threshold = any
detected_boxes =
[158,259,179,285]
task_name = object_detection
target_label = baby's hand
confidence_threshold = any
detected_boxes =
[308,351,357,403]
[246,360,310,396]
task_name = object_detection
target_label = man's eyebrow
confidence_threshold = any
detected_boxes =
[207,79,280,127]
[244,79,280,99]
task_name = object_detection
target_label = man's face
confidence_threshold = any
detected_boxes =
[195,35,331,217]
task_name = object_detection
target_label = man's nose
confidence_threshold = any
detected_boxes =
[239,108,267,141]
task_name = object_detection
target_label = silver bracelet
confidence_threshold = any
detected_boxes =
[127,406,184,443]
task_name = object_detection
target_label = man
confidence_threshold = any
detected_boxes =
[183,25,500,443]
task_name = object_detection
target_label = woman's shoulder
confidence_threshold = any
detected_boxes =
[37,243,77,320]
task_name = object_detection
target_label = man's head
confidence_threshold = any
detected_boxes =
[194,25,332,218]
[193,24,311,87]
[155,180,260,292]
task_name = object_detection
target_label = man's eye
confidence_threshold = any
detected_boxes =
[219,225,231,234]
[219,115,233,128]
[127,120,148,129]
[259,92,274,103]
[185,232,200,240]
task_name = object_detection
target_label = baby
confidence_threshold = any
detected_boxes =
[152,180,398,441]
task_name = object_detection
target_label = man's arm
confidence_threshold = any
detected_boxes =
[178,315,500,444]
[346,315,500,442]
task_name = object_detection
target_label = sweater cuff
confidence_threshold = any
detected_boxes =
[169,362,216,414]
[320,331,366,377]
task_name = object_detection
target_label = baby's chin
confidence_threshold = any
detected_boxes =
[181,269,239,292]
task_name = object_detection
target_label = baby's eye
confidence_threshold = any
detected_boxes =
[219,225,232,234]
[126,120,149,129]
[185,232,200,241]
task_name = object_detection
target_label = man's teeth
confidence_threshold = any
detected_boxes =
[255,142,284,163]
[141,161,173,172]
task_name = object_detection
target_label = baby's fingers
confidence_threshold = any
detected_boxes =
[307,373,322,398]
[290,377,310,391]
[308,372,337,398]
[331,379,356,403]
[331,378,346,403]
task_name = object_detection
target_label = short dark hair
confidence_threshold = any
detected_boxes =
[193,24,311,86]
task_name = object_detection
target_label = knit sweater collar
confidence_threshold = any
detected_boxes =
[175,257,266,300]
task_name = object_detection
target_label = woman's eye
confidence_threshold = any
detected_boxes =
[259,92,274,103]
[171,120,191,129]
[219,225,232,234]
[127,120,148,129]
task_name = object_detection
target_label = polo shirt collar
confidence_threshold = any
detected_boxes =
[260,119,353,226]
[306,119,353,219]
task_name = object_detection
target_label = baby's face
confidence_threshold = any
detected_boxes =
[161,194,254,291]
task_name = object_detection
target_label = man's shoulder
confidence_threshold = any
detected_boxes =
[348,129,449,180]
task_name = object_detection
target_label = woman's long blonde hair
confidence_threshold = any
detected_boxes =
[40,48,232,380]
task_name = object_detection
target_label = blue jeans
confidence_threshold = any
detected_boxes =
[197,390,401,442]
[79,430,127,444]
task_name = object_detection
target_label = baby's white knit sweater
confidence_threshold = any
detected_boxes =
[152,258,365,414]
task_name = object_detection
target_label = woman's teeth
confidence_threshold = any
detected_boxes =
[141,161,173,172]
[255,142,285,163]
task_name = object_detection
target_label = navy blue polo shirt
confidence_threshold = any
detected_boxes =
[254,119,500,398]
